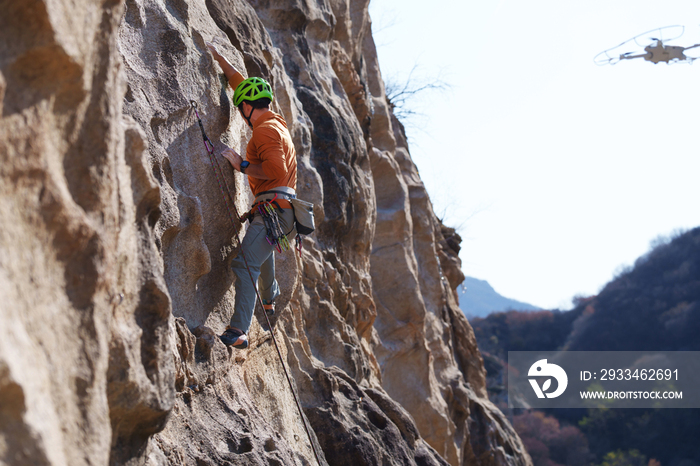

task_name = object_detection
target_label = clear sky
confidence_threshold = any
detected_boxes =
[368,0,700,310]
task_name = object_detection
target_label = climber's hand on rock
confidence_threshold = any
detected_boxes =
[206,41,239,82]
[221,147,242,170]
[206,41,221,59]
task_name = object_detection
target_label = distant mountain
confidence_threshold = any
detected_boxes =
[458,276,540,318]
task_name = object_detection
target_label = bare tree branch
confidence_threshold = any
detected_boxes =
[384,64,451,129]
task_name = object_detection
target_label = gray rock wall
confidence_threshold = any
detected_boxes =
[0,0,531,465]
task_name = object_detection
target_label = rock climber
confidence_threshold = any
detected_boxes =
[207,42,297,349]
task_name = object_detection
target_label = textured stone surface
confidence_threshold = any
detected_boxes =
[0,0,174,465]
[0,0,531,464]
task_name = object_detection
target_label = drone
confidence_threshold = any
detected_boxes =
[594,25,700,65]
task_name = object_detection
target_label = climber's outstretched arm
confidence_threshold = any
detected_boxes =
[207,42,238,82]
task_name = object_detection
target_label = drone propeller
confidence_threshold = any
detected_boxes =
[633,25,684,47]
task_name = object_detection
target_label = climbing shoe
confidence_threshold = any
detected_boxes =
[259,300,277,332]
[220,327,249,348]
[262,300,275,317]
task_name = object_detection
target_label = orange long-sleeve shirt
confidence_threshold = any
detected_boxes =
[229,72,297,196]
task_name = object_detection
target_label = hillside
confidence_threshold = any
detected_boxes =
[459,276,540,319]
[0,0,530,465]
[563,227,700,352]
[472,227,700,356]
[471,227,700,466]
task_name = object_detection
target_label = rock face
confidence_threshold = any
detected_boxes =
[0,0,531,465]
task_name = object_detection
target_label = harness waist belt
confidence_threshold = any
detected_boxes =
[267,199,292,210]
[256,186,296,198]
[255,192,295,206]
[250,197,293,212]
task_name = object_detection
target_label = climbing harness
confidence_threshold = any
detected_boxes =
[189,101,322,466]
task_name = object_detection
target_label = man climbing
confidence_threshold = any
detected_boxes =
[207,42,297,349]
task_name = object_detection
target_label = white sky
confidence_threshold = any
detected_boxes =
[369,0,700,310]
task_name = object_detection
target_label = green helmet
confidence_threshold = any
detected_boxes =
[233,77,274,107]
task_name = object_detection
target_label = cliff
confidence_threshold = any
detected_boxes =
[0,0,530,465]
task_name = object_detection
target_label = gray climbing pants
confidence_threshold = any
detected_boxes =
[229,206,296,333]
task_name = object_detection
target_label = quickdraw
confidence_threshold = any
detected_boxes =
[255,194,291,253]
[295,235,303,256]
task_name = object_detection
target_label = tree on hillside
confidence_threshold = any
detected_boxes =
[512,411,591,466]
[598,450,655,466]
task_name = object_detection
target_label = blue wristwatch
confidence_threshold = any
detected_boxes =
[240,160,250,174]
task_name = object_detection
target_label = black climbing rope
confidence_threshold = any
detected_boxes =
[189,100,322,466]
